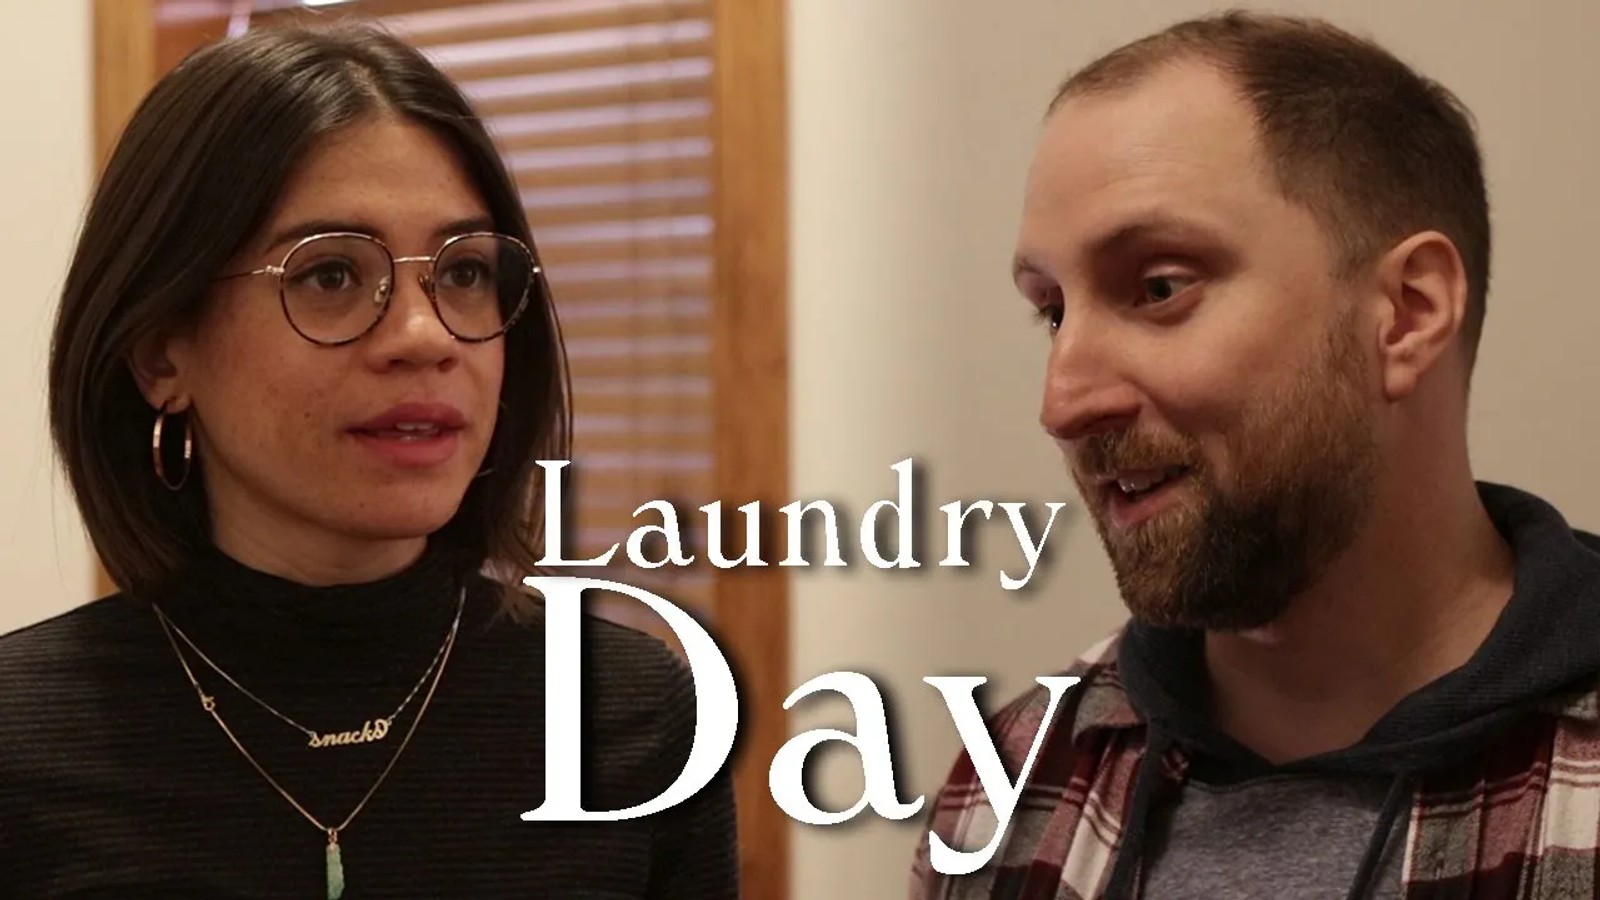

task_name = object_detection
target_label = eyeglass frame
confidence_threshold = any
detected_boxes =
[213,230,544,347]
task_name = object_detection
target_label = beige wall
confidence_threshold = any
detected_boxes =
[787,1,1600,898]
[0,0,93,636]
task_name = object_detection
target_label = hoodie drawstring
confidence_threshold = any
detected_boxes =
[1102,727,1174,900]
[1101,731,1413,900]
[1342,772,1412,900]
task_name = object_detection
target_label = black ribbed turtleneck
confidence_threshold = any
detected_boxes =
[156,543,471,687]
[0,544,738,899]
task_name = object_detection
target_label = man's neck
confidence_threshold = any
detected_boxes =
[1203,481,1515,765]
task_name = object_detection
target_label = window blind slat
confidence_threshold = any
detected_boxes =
[388,0,710,48]
[466,68,710,118]
[536,238,710,271]
[573,411,711,433]
[492,117,709,153]
[573,432,711,457]
[507,137,711,179]
[560,316,709,341]
[524,192,710,228]
[567,360,711,382]
[571,393,711,418]
[566,333,710,357]
[511,155,710,191]
[426,31,711,84]
[542,272,711,301]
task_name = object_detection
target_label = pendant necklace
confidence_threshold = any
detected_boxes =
[154,588,464,899]
[154,597,454,750]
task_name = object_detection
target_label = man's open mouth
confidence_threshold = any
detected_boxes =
[1110,466,1190,501]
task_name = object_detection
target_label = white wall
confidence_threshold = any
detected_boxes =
[0,0,93,635]
[787,1,1600,898]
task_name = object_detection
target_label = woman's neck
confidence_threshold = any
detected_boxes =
[210,519,428,587]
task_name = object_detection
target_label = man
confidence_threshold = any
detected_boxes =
[912,11,1600,900]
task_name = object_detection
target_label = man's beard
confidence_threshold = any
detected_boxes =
[1073,311,1379,631]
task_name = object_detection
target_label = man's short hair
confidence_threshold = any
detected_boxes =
[1051,10,1491,373]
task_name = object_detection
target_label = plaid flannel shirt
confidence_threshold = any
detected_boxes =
[910,629,1600,899]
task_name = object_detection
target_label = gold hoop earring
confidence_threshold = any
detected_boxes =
[152,401,193,491]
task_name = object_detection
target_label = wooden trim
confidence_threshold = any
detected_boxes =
[93,0,156,172]
[92,0,158,598]
[709,0,790,897]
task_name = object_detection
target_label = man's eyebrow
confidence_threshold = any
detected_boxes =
[1085,213,1220,259]
[1011,212,1224,286]
[1011,253,1048,287]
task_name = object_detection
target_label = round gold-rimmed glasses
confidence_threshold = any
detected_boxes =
[216,231,541,346]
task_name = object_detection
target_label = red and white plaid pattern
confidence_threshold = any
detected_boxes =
[910,629,1600,899]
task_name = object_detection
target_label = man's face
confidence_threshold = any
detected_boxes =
[1013,61,1382,631]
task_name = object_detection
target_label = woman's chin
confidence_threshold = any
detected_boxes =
[340,498,464,541]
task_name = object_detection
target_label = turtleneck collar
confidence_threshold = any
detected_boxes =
[152,541,473,686]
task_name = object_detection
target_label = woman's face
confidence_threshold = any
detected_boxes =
[137,116,506,580]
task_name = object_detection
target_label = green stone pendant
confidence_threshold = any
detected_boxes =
[326,832,345,900]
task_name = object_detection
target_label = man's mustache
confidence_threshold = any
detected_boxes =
[1071,429,1205,482]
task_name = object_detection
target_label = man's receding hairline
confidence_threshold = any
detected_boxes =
[1036,50,1367,292]
[1048,49,1241,118]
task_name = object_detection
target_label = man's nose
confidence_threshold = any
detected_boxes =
[1038,315,1140,443]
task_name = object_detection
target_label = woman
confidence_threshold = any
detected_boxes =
[0,22,738,899]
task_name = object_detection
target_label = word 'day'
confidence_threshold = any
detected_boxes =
[517,574,1082,876]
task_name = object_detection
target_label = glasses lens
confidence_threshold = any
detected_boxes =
[432,235,534,340]
[280,235,392,343]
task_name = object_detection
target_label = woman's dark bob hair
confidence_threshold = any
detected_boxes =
[48,23,570,607]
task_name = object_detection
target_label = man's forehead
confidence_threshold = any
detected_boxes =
[1018,63,1271,252]
[1032,63,1259,188]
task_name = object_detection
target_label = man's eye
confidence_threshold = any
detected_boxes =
[1138,275,1194,306]
[1032,303,1063,333]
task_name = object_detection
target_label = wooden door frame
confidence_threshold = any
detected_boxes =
[708,0,790,896]
[91,2,791,896]
[90,0,154,598]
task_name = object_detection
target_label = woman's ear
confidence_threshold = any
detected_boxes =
[128,326,193,411]
[1371,230,1469,400]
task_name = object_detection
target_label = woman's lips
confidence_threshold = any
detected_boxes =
[348,402,467,469]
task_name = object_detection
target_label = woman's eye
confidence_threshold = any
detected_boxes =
[440,260,491,289]
[316,268,352,291]
[293,261,360,292]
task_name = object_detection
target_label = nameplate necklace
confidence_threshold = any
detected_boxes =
[153,589,463,900]
[154,596,456,749]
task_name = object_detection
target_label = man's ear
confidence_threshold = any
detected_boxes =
[127,326,193,412]
[1371,230,1469,400]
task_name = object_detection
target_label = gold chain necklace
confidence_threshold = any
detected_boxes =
[153,598,454,750]
[153,589,463,900]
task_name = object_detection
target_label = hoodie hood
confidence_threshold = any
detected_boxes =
[1100,482,1600,899]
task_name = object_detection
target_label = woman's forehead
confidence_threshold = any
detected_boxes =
[256,118,491,255]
